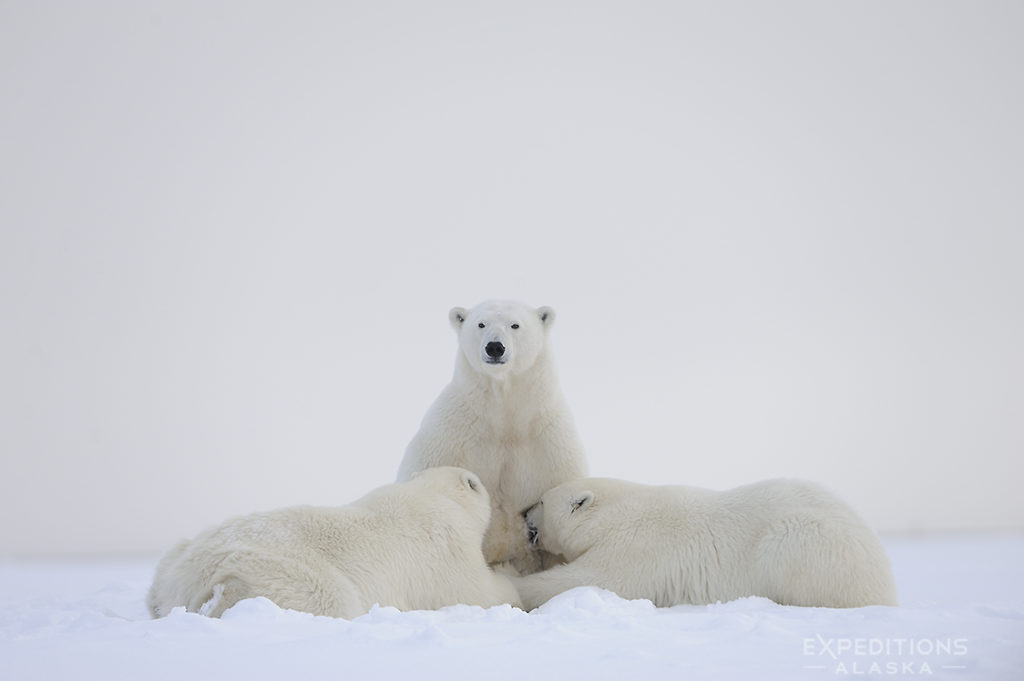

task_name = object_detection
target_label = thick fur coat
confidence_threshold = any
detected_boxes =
[514,477,898,609]
[147,467,521,618]
[397,300,588,572]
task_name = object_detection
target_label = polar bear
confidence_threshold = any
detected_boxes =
[513,478,898,610]
[147,467,521,618]
[397,300,588,573]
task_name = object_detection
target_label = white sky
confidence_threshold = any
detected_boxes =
[1,1,1022,555]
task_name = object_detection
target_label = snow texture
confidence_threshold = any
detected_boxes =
[1,534,1022,681]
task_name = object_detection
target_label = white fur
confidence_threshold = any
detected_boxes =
[397,300,588,572]
[514,478,898,609]
[147,467,521,618]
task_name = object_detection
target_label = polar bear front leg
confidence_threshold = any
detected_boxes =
[510,562,600,610]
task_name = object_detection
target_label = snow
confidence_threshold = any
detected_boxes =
[2,534,1022,681]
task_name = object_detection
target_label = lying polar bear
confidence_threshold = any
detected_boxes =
[147,467,521,618]
[513,477,897,610]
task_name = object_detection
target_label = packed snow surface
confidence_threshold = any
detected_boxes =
[2,534,1022,680]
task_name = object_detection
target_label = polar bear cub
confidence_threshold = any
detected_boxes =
[397,300,588,572]
[514,478,897,609]
[147,467,521,618]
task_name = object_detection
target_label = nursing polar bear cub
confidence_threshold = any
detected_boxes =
[147,467,520,618]
[397,300,587,572]
[514,478,897,609]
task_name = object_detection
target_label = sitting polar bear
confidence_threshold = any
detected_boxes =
[147,467,521,618]
[397,300,588,572]
[513,478,898,610]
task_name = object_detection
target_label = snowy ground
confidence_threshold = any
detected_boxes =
[1,534,1022,681]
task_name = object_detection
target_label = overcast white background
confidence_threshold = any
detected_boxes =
[1,1,1021,557]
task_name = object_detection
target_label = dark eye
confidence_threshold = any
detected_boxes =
[511,323,520,330]
[478,322,485,328]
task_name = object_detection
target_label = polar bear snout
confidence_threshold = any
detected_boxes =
[526,523,539,547]
[523,502,543,547]
[525,518,539,547]
[484,341,507,363]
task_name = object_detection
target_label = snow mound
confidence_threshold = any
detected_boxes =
[1,534,1022,681]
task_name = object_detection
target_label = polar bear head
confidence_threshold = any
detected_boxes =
[448,300,555,378]
[408,466,492,532]
[524,478,637,561]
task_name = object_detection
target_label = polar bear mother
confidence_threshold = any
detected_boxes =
[397,300,587,572]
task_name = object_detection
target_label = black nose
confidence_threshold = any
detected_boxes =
[485,341,505,359]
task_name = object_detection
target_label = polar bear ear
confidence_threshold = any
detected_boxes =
[449,307,468,330]
[460,470,482,492]
[570,491,594,513]
[537,306,555,328]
